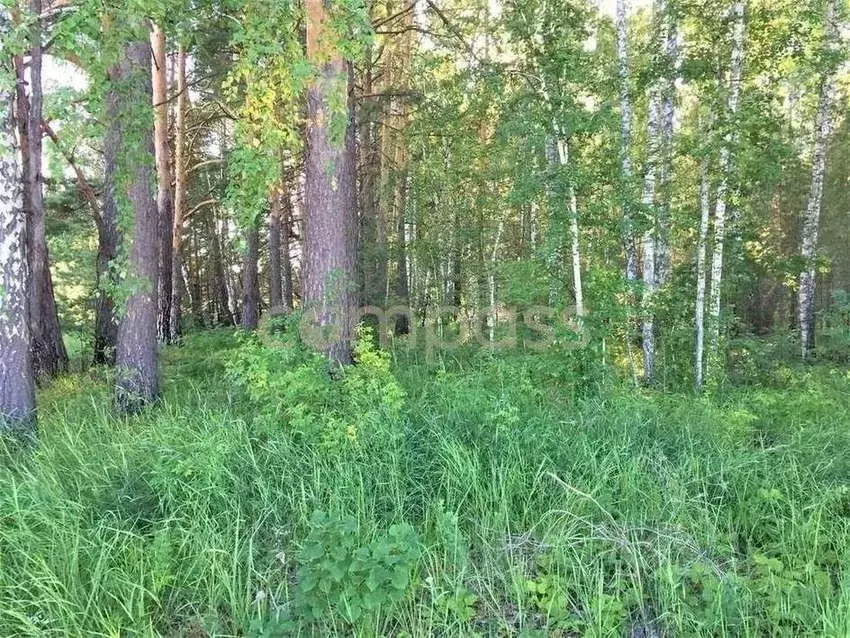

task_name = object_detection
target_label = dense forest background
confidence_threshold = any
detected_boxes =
[2,0,850,402]
[1,0,850,635]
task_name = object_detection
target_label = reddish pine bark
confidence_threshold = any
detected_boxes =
[114,39,160,413]
[151,24,175,343]
[303,0,357,364]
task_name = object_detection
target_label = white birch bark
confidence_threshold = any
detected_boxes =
[0,7,36,428]
[557,139,584,319]
[706,0,745,373]
[799,0,838,359]
[656,4,678,287]
[545,135,563,307]
[695,156,711,390]
[641,92,661,382]
[616,0,637,281]
[546,133,585,320]
[488,218,504,343]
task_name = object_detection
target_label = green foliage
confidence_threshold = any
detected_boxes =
[226,321,405,450]
[294,511,420,624]
[0,332,848,635]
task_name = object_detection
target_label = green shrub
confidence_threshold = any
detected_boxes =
[294,511,420,624]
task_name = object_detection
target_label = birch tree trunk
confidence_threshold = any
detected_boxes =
[641,93,661,382]
[799,0,838,359]
[656,5,677,287]
[616,0,637,282]
[0,6,36,429]
[151,23,174,343]
[114,38,160,414]
[488,218,504,343]
[706,0,745,376]
[556,139,584,319]
[695,155,711,389]
[545,135,564,307]
[616,0,640,386]
[169,46,188,339]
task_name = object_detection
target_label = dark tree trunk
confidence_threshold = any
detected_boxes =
[268,188,283,311]
[169,46,188,340]
[114,39,160,414]
[94,65,122,366]
[282,184,294,311]
[304,1,357,364]
[187,225,204,325]
[393,171,410,335]
[241,225,260,329]
[151,24,174,343]
[358,61,386,310]
[22,1,68,378]
[451,213,462,310]
[0,14,36,429]
[210,214,233,326]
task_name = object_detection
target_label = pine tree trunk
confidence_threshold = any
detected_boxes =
[241,225,260,329]
[0,7,36,428]
[799,0,838,359]
[303,0,357,364]
[169,46,188,340]
[151,24,174,343]
[25,0,68,378]
[114,39,160,414]
[706,0,745,376]
[94,63,121,366]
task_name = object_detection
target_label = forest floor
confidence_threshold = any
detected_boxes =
[1,329,849,637]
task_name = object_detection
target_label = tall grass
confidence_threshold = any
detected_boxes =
[0,330,848,636]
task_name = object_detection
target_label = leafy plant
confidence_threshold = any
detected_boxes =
[294,511,420,624]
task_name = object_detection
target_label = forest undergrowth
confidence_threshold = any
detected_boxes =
[1,327,849,637]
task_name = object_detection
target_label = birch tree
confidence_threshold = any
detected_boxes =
[640,92,660,382]
[556,138,584,319]
[694,151,711,389]
[705,0,745,379]
[0,7,35,429]
[616,0,637,282]
[656,5,678,288]
[799,0,839,359]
